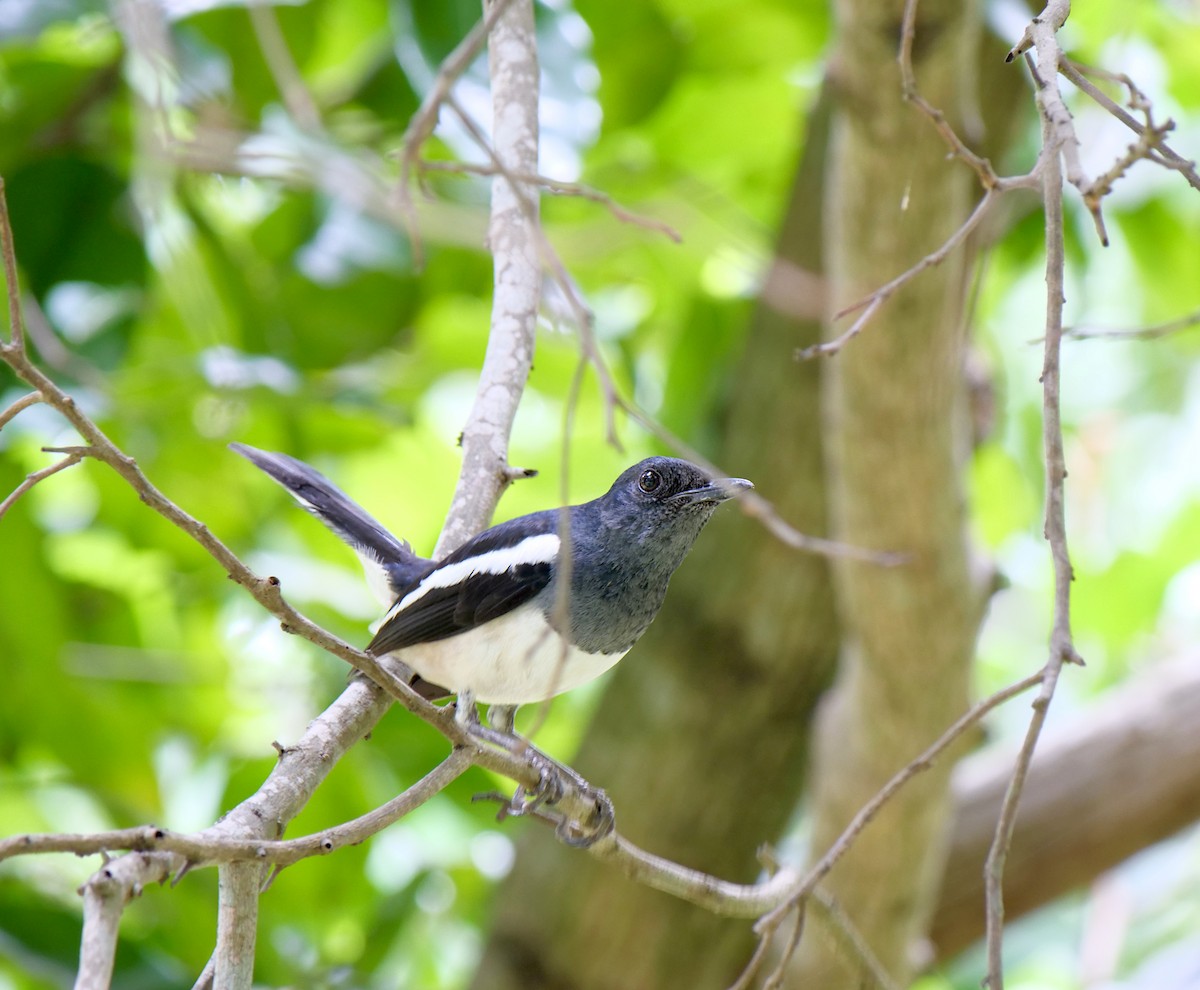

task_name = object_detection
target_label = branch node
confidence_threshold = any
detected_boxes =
[503,464,538,483]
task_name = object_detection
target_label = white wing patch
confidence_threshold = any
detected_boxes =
[383,532,561,622]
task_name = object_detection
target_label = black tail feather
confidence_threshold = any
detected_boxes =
[230,443,432,600]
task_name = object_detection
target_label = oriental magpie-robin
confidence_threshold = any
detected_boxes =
[232,444,751,707]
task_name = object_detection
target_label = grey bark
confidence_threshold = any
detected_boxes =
[791,1,986,984]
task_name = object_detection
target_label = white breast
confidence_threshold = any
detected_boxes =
[394,601,627,705]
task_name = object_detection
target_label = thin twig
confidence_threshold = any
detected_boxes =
[419,159,682,242]
[1066,308,1200,341]
[0,176,25,352]
[443,90,627,450]
[0,449,85,521]
[0,391,41,431]
[757,670,1044,934]
[725,932,773,990]
[1,751,473,867]
[763,905,807,990]
[393,0,517,262]
[1060,57,1200,193]
[19,292,106,388]
[984,12,1086,988]
[804,186,1020,360]
[247,1,321,130]
[434,1,541,556]
[899,0,998,189]
[809,887,901,990]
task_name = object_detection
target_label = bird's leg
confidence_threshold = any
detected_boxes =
[485,703,518,734]
[453,688,479,728]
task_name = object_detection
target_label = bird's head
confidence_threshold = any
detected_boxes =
[592,456,753,553]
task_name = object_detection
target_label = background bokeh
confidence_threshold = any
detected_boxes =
[1,1,1198,987]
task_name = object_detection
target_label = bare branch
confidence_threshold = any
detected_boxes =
[214,864,258,990]
[755,671,1043,933]
[726,933,772,990]
[763,906,806,990]
[435,0,541,556]
[985,11,1087,988]
[442,91,625,450]
[419,159,682,242]
[1,751,473,868]
[800,185,1020,360]
[247,1,320,130]
[898,0,999,189]
[738,491,907,565]
[0,391,41,431]
[76,853,172,990]
[1066,308,1200,341]
[1059,57,1200,193]
[809,887,901,990]
[0,175,25,352]
[393,0,517,260]
[0,448,85,521]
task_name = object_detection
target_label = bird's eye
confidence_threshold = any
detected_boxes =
[638,469,662,494]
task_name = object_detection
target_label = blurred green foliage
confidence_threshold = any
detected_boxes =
[1,0,1198,987]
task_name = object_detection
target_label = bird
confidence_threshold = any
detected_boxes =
[231,443,752,709]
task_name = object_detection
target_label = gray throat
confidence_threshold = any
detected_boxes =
[541,503,718,655]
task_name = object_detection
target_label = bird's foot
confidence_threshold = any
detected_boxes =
[551,784,615,848]
[471,746,615,849]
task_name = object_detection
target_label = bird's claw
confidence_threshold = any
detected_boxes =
[472,754,615,848]
[554,787,615,848]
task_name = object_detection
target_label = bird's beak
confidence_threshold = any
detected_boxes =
[672,477,754,505]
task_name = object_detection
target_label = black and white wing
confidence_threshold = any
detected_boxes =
[231,443,430,604]
[366,513,560,656]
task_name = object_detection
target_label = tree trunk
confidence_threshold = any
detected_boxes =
[471,94,841,990]
[790,1,987,984]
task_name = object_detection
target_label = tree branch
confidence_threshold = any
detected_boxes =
[394,0,517,262]
[799,186,1012,361]
[1058,57,1200,194]
[2,751,473,869]
[985,8,1086,987]
[933,654,1200,959]
[76,853,172,990]
[418,159,682,242]
[0,176,24,351]
[1065,308,1200,341]
[0,390,40,430]
[745,670,1041,979]
[0,448,85,520]
[436,0,541,555]
[214,865,258,990]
